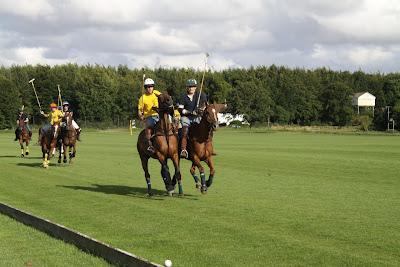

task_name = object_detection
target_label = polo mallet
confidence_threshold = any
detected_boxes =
[196,53,210,109]
[29,78,42,112]
[57,84,63,107]
[140,73,146,125]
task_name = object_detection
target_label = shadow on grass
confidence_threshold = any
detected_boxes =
[16,162,44,168]
[58,183,199,201]
[1,155,42,160]
[16,161,66,168]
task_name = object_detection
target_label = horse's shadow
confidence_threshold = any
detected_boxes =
[16,162,44,168]
[58,183,197,201]
[0,155,42,160]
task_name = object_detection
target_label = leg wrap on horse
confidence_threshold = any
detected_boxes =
[206,175,214,187]
[200,172,206,186]
[161,164,173,191]
[192,174,199,184]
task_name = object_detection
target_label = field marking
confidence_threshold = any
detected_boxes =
[0,202,162,267]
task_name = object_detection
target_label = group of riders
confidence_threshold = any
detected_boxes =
[138,77,209,158]
[15,101,81,144]
[15,76,209,158]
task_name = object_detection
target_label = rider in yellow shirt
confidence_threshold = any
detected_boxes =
[138,78,161,154]
[40,103,64,139]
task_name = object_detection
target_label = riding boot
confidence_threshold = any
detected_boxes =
[14,128,19,141]
[145,128,155,154]
[180,126,189,158]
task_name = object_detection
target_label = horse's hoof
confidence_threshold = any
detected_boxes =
[201,186,208,194]
[63,159,67,164]
[21,154,24,158]
[206,180,212,187]
[25,152,29,156]
[195,183,201,189]
[58,159,61,164]
[167,190,174,197]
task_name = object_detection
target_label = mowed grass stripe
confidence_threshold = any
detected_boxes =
[0,129,399,266]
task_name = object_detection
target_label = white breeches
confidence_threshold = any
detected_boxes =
[72,120,79,130]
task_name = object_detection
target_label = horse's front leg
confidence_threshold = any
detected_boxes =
[63,143,68,163]
[25,140,29,156]
[190,163,201,189]
[172,153,183,195]
[140,155,152,196]
[19,140,24,157]
[159,156,174,196]
[58,143,62,163]
[205,157,215,188]
[193,155,207,194]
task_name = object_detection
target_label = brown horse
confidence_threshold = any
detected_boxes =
[137,93,182,196]
[58,112,77,164]
[184,103,227,194]
[40,123,61,168]
[18,118,31,157]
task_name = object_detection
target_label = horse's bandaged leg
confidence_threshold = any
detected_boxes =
[200,172,206,186]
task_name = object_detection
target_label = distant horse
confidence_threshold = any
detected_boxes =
[58,112,77,164]
[184,103,227,194]
[40,123,60,168]
[137,93,182,196]
[18,118,31,157]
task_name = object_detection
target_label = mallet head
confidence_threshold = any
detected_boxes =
[28,78,35,83]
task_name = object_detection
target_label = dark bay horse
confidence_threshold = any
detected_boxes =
[58,112,77,164]
[40,123,61,168]
[184,103,227,194]
[18,118,31,157]
[137,93,182,196]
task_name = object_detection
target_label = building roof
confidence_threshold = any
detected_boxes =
[353,92,376,99]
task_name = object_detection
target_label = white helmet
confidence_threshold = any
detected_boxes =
[144,78,155,87]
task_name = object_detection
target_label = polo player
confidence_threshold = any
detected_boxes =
[61,101,81,141]
[178,78,207,158]
[138,78,162,154]
[15,109,32,141]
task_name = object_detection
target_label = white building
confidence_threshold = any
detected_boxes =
[352,92,376,114]
[217,113,248,126]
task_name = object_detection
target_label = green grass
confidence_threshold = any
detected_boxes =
[0,214,110,266]
[0,128,400,266]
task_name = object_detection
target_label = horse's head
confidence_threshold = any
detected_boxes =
[157,93,174,113]
[202,102,228,129]
[18,118,26,127]
[64,112,73,126]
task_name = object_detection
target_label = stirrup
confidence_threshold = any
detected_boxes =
[180,149,188,158]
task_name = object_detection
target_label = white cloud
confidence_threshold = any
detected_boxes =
[0,0,399,72]
[0,0,54,18]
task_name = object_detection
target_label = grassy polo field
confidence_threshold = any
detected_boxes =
[0,128,399,266]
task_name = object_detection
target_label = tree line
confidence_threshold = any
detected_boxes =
[0,64,399,130]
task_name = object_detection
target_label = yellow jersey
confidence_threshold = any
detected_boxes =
[173,109,180,119]
[138,90,162,118]
[50,110,63,125]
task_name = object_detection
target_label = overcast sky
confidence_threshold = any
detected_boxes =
[0,0,399,72]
